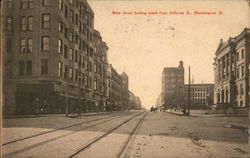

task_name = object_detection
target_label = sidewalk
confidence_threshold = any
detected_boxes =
[3,111,111,119]
[228,123,249,131]
[166,109,248,117]
[166,110,249,131]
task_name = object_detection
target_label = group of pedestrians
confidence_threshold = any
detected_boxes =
[32,98,49,115]
[150,106,157,112]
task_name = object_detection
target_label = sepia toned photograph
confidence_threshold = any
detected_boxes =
[1,0,249,157]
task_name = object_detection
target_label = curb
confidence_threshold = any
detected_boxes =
[3,112,111,119]
[166,111,198,117]
[230,124,248,131]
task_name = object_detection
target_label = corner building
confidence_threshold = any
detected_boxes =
[214,28,250,108]
[2,0,108,114]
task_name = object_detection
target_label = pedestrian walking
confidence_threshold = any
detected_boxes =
[227,107,233,117]
[78,106,81,118]
[33,98,40,116]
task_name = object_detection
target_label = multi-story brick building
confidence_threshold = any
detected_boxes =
[184,84,214,109]
[213,28,250,108]
[161,61,185,109]
[121,72,129,110]
[107,64,122,111]
[128,91,142,110]
[2,0,109,115]
[106,65,138,111]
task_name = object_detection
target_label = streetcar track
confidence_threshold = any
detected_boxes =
[3,115,123,158]
[2,113,120,146]
[68,111,147,158]
[118,112,148,158]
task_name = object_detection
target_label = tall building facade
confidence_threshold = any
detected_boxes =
[128,91,142,110]
[121,72,129,110]
[184,84,214,109]
[107,64,122,111]
[213,28,250,108]
[2,0,108,114]
[161,61,185,109]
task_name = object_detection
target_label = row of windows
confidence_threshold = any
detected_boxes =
[191,99,206,104]
[185,87,213,92]
[18,37,105,75]
[190,93,207,98]
[18,37,49,53]
[58,39,104,74]
[6,14,50,32]
[5,17,103,61]
[6,0,50,9]
[58,62,78,81]
[58,0,93,26]
[218,66,245,81]
[13,60,106,94]
[5,3,93,33]
[58,20,93,48]
[16,59,105,80]
[218,48,245,65]
[18,59,48,76]
[217,48,245,80]
[58,61,105,90]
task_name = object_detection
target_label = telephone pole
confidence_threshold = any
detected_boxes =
[187,66,191,116]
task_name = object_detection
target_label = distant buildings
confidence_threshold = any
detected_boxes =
[107,64,122,111]
[107,65,141,111]
[159,28,250,110]
[160,61,214,110]
[155,93,162,108]
[129,91,142,110]
[184,84,214,109]
[2,0,140,115]
[121,72,130,110]
[161,61,185,109]
[213,28,250,108]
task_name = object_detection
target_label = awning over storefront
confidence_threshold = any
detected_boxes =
[58,93,85,100]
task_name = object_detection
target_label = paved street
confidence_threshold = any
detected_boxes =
[2,111,248,158]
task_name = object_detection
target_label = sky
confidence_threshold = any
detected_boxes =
[88,0,250,109]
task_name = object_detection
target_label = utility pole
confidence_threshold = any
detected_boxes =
[78,81,81,117]
[66,86,69,117]
[187,66,191,116]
